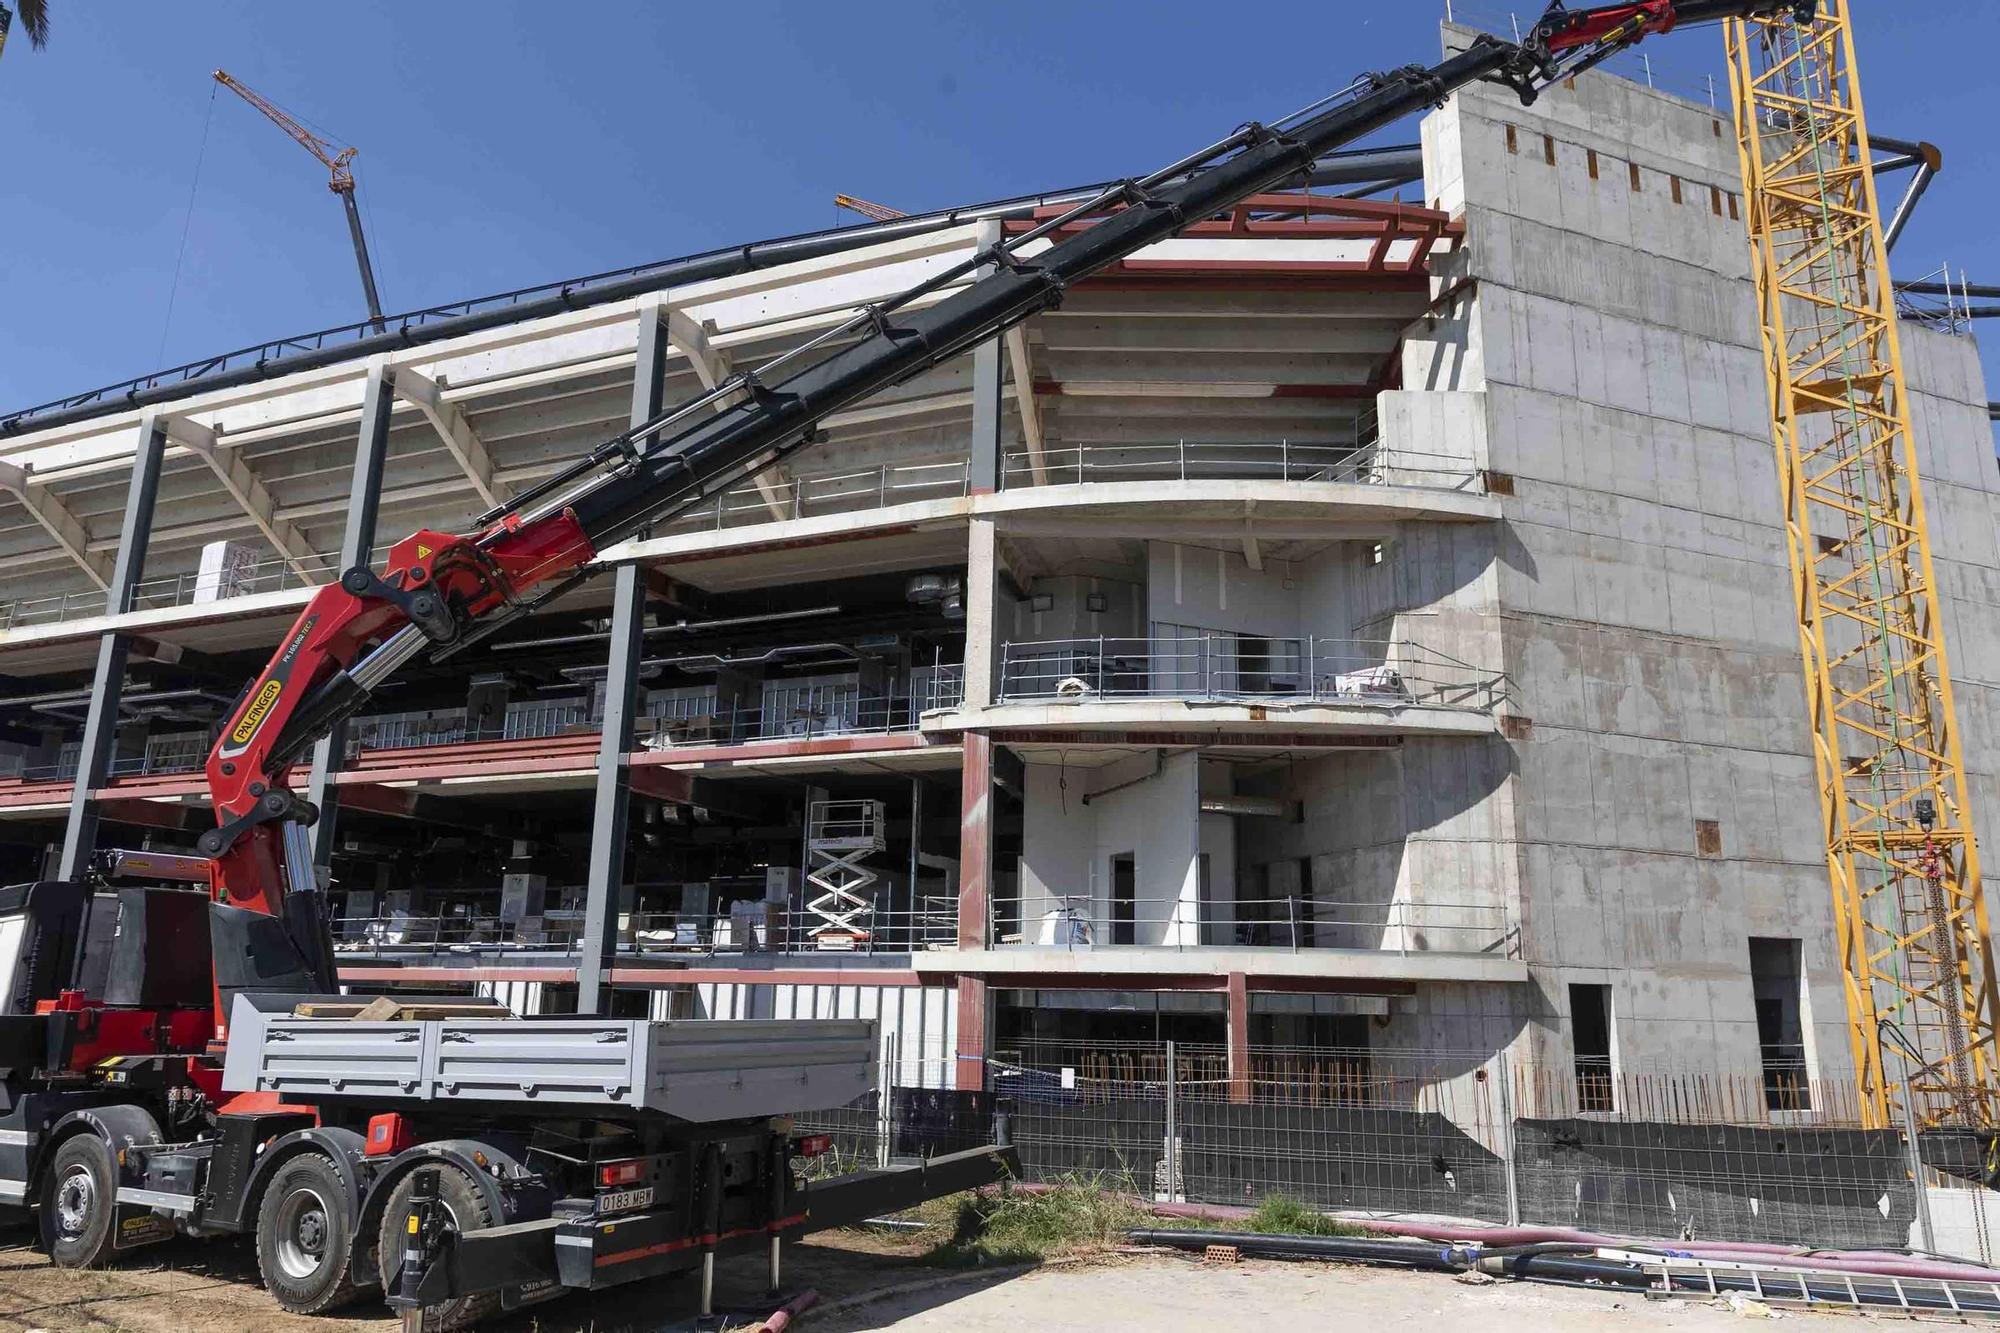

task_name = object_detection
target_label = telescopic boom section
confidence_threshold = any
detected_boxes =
[197,0,1811,1024]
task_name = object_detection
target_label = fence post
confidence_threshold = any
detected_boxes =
[1164,1038,1179,1204]
[1497,1049,1522,1225]
[1902,1074,1937,1258]
[877,1041,894,1170]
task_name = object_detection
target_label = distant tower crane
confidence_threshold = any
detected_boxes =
[213,69,386,331]
[834,193,907,222]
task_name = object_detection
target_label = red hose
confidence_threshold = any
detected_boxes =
[753,1288,820,1332]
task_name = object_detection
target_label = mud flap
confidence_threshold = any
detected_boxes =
[111,1204,175,1250]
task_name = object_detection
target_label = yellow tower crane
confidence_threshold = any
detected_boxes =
[213,70,387,331]
[1726,2,2000,1130]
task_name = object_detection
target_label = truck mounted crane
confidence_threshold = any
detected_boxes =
[0,3,1813,1327]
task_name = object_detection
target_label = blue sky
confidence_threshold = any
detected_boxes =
[1,1,1993,414]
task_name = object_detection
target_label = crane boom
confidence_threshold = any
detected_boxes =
[213,69,386,330]
[194,0,1815,1028]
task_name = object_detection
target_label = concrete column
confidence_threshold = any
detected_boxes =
[968,218,1004,494]
[578,305,668,1013]
[963,519,999,707]
[306,359,397,865]
[1226,972,1252,1105]
[56,414,167,881]
[958,730,992,951]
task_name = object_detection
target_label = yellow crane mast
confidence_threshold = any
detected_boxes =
[1726,1,2000,1129]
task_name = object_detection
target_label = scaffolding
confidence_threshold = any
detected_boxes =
[1727,1,2000,1130]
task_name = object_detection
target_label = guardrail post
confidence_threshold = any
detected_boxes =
[1164,1038,1180,1203]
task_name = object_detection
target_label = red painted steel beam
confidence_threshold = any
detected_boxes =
[607,966,924,987]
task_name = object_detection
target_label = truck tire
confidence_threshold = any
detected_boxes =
[38,1134,117,1268]
[376,1164,501,1329]
[256,1152,362,1314]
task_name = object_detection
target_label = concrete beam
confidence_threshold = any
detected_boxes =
[663,302,790,520]
[393,365,506,510]
[163,416,319,580]
[1004,324,1048,485]
[995,516,1399,542]
[0,459,111,589]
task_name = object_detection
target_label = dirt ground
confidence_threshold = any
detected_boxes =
[0,1224,1843,1333]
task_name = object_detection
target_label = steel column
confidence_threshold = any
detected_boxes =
[955,976,988,1093]
[56,414,168,880]
[953,730,994,1091]
[578,306,668,1012]
[306,359,396,864]
[968,219,1003,494]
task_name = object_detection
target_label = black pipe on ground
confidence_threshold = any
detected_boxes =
[1127,1228,1477,1271]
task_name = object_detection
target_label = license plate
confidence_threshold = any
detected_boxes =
[598,1187,653,1214]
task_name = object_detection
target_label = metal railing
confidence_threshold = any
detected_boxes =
[330,901,959,960]
[639,680,965,749]
[1000,435,1479,494]
[0,542,396,630]
[990,894,1511,955]
[331,676,966,760]
[657,458,969,534]
[997,635,1506,711]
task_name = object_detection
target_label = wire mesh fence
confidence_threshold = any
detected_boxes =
[790,1041,2000,1257]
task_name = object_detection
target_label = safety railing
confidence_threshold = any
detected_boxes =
[332,676,967,760]
[0,542,397,630]
[638,680,965,749]
[999,436,1479,494]
[656,458,969,534]
[329,901,960,960]
[989,893,1512,955]
[997,635,1506,711]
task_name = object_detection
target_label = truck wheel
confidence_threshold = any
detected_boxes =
[376,1164,501,1330]
[256,1152,361,1314]
[39,1134,117,1268]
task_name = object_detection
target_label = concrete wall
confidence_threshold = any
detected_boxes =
[1146,540,1304,641]
[1018,750,1201,946]
[1424,25,2000,1091]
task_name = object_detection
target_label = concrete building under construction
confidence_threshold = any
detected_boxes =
[4,27,1997,1110]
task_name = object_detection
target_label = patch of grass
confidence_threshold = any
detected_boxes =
[917,1173,1150,1267]
[1235,1195,1369,1238]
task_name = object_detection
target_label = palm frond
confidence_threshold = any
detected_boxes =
[15,0,46,48]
